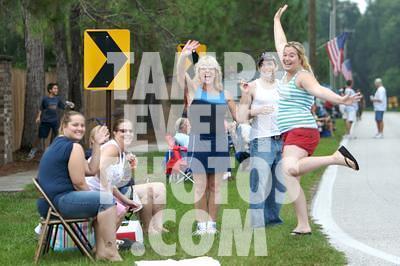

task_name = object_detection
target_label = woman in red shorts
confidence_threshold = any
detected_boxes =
[274,5,361,235]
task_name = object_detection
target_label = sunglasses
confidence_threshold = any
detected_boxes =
[117,129,133,134]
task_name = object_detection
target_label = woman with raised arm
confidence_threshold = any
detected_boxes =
[274,5,361,235]
[237,53,285,228]
[86,119,167,234]
[177,40,237,235]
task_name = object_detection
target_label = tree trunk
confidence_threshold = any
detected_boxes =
[69,3,83,112]
[308,0,317,69]
[20,4,45,150]
[54,19,70,102]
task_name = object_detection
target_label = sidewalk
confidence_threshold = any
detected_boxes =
[312,111,400,265]
[0,170,37,192]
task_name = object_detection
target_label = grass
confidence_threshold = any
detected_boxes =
[0,120,347,265]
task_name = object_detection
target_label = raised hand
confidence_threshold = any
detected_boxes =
[342,92,362,105]
[93,125,110,145]
[126,152,138,169]
[274,4,288,21]
[181,40,200,57]
[239,80,250,95]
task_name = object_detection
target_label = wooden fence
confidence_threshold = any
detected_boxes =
[11,69,111,151]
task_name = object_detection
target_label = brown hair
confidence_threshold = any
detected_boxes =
[58,111,84,135]
[257,52,278,69]
[284,41,313,73]
[112,118,132,137]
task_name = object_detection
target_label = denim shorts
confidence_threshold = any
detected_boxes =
[50,191,115,219]
[375,111,384,121]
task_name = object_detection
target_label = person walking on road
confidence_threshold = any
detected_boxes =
[274,5,362,236]
[370,78,387,139]
[344,80,358,139]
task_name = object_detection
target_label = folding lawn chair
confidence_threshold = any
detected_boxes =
[32,178,95,263]
[165,145,194,184]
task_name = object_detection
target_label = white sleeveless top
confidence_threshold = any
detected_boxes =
[86,139,132,191]
[249,79,280,140]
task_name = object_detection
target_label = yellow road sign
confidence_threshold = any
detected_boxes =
[177,43,207,66]
[84,29,130,90]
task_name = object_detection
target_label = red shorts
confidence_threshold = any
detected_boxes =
[282,128,320,156]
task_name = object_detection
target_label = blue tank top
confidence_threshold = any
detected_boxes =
[188,87,227,138]
[38,136,75,205]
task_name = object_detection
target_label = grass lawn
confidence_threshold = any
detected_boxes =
[0,120,347,265]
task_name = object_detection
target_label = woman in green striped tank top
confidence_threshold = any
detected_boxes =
[274,5,362,235]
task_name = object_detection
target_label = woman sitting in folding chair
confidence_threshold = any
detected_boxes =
[86,119,167,234]
[37,111,122,262]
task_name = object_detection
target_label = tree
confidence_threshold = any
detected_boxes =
[20,0,45,150]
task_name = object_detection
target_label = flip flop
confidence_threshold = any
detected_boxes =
[290,231,312,236]
[338,146,360,171]
[117,238,134,251]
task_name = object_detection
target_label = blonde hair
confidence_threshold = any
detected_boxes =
[59,111,84,135]
[175,117,188,133]
[89,125,101,147]
[194,55,223,92]
[285,41,313,73]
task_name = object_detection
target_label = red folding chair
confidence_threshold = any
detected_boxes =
[164,135,193,184]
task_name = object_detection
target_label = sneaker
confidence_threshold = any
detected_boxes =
[192,228,207,236]
[27,148,37,160]
[193,222,207,236]
[34,223,42,235]
[373,133,383,139]
[206,221,218,235]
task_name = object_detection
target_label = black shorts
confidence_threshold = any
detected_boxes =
[39,121,59,139]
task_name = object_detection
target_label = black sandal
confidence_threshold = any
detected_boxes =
[338,146,360,171]
[290,231,312,236]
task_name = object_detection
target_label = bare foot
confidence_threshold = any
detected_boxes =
[334,149,358,170]
[95,253,123,262]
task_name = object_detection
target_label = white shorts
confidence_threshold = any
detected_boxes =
[345,110,357,122]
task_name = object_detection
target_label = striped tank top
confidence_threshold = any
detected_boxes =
[277,71,317,133]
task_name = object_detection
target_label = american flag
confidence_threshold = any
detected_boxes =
[341,59,353,81]
[325,32,349,76]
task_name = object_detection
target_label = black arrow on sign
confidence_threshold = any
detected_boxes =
[87,31,128,88]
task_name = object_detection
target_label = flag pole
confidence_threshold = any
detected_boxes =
[329,0,337,90]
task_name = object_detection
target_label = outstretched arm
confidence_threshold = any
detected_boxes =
[177,40,200,95]
[299,72,362,105]
[274,5,288,62]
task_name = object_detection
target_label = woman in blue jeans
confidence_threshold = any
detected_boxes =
[37,111,122,262]
[238,53,285,227]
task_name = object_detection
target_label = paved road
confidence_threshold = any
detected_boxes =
[313,111,400,265]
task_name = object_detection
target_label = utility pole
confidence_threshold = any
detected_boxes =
[308,0,317,70]
[329,0,336,89]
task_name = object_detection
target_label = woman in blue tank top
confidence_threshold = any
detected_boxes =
[274,5,361,235]
[177,40,237,235]
[37,111,122,261]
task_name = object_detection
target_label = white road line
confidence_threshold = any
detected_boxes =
[311,138,400,264]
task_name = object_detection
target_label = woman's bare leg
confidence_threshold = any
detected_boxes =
[282,145,311,233]
[207,173,222,221]
[149,182,167,232]
[93,206,122,261]
[135,184,153,233]
[194,173,208,222]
